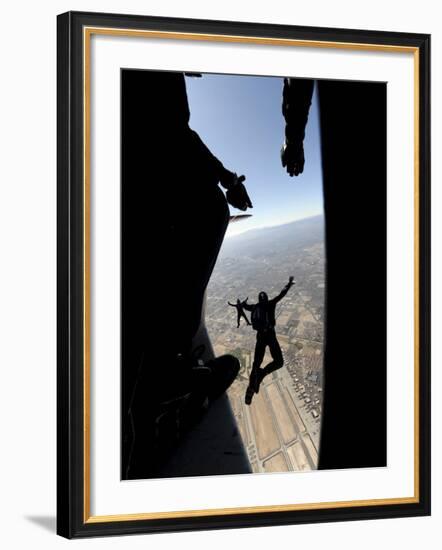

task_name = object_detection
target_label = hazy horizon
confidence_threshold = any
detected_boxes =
[225,211,324,239]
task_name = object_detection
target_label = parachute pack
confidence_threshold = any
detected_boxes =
[251,305,271,331]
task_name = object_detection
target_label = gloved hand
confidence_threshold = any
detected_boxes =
[281,141,305,177]
[225,174,253,211]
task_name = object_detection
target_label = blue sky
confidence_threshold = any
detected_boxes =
[185,73,324,237]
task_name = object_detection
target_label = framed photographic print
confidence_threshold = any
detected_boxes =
[57,11,431,538]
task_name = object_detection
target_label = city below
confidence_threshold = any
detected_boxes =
[206,214,325,473]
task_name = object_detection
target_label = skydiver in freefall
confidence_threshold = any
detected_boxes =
[228,298,251,328]
[242,277,295,405]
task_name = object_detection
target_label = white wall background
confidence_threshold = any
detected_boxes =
[0,0,439,548]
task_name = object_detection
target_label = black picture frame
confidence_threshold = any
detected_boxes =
[57,10,431,539]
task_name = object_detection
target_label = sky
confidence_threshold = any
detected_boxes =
[185,73,324,237]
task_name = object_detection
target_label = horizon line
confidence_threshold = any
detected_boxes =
[225,211,324,239]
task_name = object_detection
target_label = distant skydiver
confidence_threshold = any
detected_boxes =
[242,277,295,405]
[228,298,251,328]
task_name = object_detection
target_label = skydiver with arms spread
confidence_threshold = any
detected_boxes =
[243,277,295,405]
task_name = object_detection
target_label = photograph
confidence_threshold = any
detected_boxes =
[121,68,386,480]
[1,0,440,548]
[56,11,430,537]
